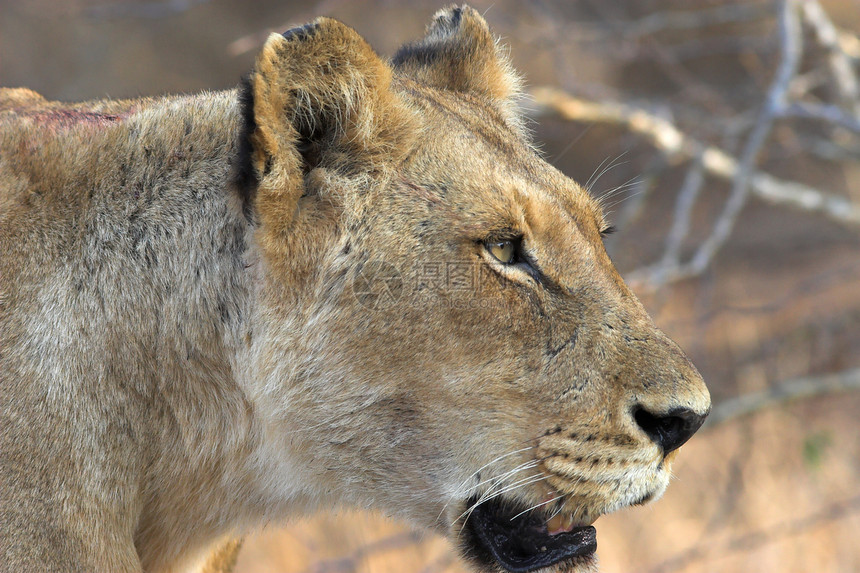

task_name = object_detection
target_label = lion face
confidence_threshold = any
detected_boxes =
[241,7,710,573]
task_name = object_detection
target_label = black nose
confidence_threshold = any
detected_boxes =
[634,407,708,455]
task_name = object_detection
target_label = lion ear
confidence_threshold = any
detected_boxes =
[238,18,413,230]
[392,5,522,106]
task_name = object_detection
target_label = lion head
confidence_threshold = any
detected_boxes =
[237,6,710,573]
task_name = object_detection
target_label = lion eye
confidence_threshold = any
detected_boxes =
[486,240,516,264]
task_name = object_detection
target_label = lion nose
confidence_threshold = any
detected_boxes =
[633,406,708,455]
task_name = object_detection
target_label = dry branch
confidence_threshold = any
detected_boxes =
[526,0,860,290]
[654,155,705,285]
[686,0,802,276]
[800,0,860,114]
[526,86,860,287]
[704,367,860,428]
[782,101,860,133]
[526,88,860,215]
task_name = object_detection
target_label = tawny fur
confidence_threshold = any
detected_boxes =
[0,6,709,573]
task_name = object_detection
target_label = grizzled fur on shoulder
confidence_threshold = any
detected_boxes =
[0,5,709,573]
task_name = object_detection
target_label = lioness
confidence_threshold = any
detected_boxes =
[0,6,710,573]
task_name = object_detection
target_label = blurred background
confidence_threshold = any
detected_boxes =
[3,0,859,571]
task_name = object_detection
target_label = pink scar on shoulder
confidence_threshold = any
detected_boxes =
[29,108,130,131]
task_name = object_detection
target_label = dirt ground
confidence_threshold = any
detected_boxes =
[3,1,859,572]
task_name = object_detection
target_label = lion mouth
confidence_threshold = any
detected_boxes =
[461,496,597,572]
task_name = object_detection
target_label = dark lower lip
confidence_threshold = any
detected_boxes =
[461,497,597,573]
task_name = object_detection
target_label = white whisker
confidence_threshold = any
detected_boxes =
[452,447,535,495]
[603,188,646,211]
[443,460,540,523]
[584,156,611,193]
[586,152,629,195]
[597,176,640,201]
[509,495,558,521]
[548,498,567,520]
[469,459,539,495]
[455,473,550,530]
[436,446,536,523]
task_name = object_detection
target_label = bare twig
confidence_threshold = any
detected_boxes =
[687,0,803,275]
[800,0,860,115]
[526,88,694,157]
[652,155,706,286]
[781,101,860,134]
[581,0,736,116]
[526,87,860,228]
[528,57,860,290]
[748,169,860,225]
[704,367,860,428]
[526,0,860,290]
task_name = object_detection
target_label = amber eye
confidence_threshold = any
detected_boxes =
[486,240,516,264]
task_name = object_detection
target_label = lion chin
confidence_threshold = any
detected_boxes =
[450,474,667,573]
[459,496,599,573]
